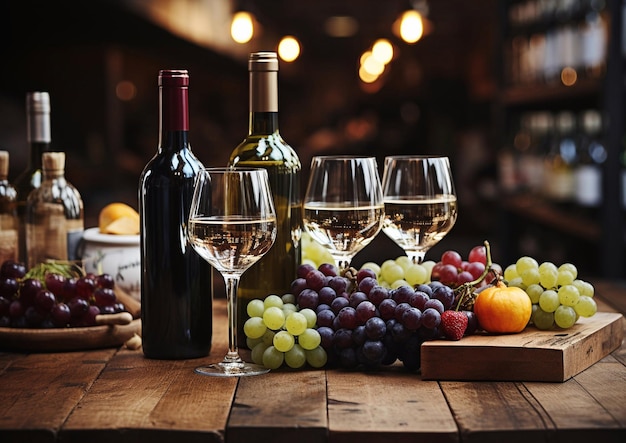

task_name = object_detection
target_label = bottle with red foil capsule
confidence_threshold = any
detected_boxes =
[139,69,213,359]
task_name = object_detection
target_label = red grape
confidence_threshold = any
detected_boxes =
[466,261,486,280]
[468,245,487,265]
[438,264,459,286]
[441,250,462,268]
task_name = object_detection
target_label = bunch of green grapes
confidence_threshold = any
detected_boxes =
[360,256,435,289]
[504,257,597,330]
[243,294,328,370]
[301,232,335,269]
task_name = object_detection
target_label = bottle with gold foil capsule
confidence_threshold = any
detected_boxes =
[0,151,18,264]
[15,92,52,263]
[25,152,83,268]
[229,52,302,348]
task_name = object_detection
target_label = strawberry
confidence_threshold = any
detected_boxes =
[440,310,468,341]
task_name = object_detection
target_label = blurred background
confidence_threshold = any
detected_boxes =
[1,0,624,277]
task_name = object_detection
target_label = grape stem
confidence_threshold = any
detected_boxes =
[453,240,500,312]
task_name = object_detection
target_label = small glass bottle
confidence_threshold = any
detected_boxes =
[575,109,606,207]
[0,151,19,264]
[15,92,52,263]
[25,152,84,268]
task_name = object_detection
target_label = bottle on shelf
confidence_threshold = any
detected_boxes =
[543,110,577,202]
[14,92,52,264]
[228,52,302,348]
[574,109,606,207]
[0,151,18,264]
[25,152,83,268]
[139,69,213,359]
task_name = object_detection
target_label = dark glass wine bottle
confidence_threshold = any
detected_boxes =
[228,52,302,347]
[14,92,52,264]
[139,69,213,359]
[0,151,18,264]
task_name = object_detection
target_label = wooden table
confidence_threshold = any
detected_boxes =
[1,280,625,443]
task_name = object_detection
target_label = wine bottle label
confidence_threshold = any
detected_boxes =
[0,226,18,263]
[26,205,83,267]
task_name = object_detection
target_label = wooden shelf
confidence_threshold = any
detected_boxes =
[500,77,602,106]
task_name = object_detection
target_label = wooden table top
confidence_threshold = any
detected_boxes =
[1,279,625,443]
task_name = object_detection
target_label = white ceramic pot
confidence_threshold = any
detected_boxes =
[80,227,141,302]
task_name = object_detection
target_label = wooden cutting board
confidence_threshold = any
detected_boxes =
[420,311,624,382]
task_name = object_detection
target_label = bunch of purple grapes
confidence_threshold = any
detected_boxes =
[0,260,126,329]
[292,262,478,371]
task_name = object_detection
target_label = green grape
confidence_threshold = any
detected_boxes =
[251,342,269,365]
[516,256,539,275]
[299,308,317,328]
[554,305,577,328]
[284,344,307,369]
[360,262,381,277]
[573,279,594,297]
[529,304,538,324]
[262,345,284,369]
[282,303,298,316]
[285,311,307,335]
[525,283,544,304]
[261,329,276,346]
[243,316,267,339]
[302,232,334,268]
[246,336,264,349]
[538,262,558,289]
[421,260,436,275]
[508,276,526,290]
[264,294,284,309]
[558,284,580,307]
[247,299,265,318]
[521,268,540,286]
[305,346,328,368]
[273,330,295,352]
[405,264,428,286]
[395,256,413,271]
[391,279,411,289]
[574,295,597,317]
[263,306,286,330]
[556,270,575,286]
[533,307,555,330]
[298,328,322,350]
[281,293,296,305]
[558,263,578,279]
[380,259,398,272]
[539,289,559,312]
[504,264,519,282]
[381,263,404,284]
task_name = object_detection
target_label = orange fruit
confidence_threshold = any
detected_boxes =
[473,281,532,333]
[99,203,140,235]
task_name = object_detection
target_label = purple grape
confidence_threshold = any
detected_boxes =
[356,268,377,283]
[391,285,413,304]
[62,278,77,300]
[364,316,386,340]
[317,326,334,349]
[463,310,479,335]
[368,285,389,306]
[391,320,411,342]
[328,276,348,294]
[394,302,412,322]
[348,291,368,308]
[355,300,376,324]
[315,303,331,313]
[424,298,445,314]
[333,328,354,349]
[35,289,56,313]
[25,305,45,327]
[409,291,429,310]
[94,287,116,307]
[45,273,66,298]
[431,285,455,310]
[357,276,377,295]
[96,273,115,289]
[337,306,358,329]
[305,270,326,291]
[337,347,358,369]
[297,263,316,279]
[68,297,89,319]
[76,276,96,300]
[316,308,336,327]
[361,339,385,364]
[330,296,349,314]
[318,263,338,277]
[297,288,319,310]
[318,286,337,305]
[415,284,433,297]
[9,299,24,319]
[51,303,71,327]
[352,325,367,346]
[401,307,422,330]
[19,278,43,307]
[422,307,441,329]
[290,278,307,297]
[0,260,26,279]
[81,305,100,326]
[378,298,397,320]
[0,277,19,299]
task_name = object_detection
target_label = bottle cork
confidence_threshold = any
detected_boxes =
[42,151,65,172]
[0,151,8,178]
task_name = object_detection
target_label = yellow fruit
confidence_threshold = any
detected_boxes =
[99,203,140,235]
[473,281,532,333]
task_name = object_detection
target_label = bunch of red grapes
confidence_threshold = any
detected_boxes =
[0,260,127,329]
[430,245,501,288]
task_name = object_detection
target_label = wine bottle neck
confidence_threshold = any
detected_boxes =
[249,112,279,135]
[158,70,190,149]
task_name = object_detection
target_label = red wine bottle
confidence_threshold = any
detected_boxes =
[139,69,213,359]
[14,92,52,264]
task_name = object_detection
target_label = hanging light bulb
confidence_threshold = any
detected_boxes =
[278,36,301,62]
[231,11,254,43]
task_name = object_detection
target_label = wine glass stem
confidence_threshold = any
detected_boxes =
[410,252,426,264]
[225,275,243,362]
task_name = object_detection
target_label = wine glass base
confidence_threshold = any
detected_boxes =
[195,361,270,377]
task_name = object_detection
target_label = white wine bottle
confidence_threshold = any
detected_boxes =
[228,52,302,347]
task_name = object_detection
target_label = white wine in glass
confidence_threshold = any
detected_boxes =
[303,156,384,270]
[381,155,458,263]
[188,167,277,377]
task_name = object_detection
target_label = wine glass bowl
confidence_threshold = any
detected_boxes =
[188,167,277,376]
[381,155,458,264]
[302,156,384,270]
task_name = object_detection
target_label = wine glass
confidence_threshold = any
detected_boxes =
[381,155,458,264]
[188,167,277,377]
[303,156,384,271]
